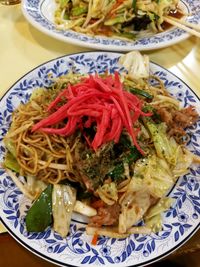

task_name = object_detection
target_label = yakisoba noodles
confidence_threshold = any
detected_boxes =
[3,51,200,239]
[6,92,73,183]
[6,73,167,184]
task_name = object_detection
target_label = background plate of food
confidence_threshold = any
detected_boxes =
[0,51,200,267]
[21,0,200,51]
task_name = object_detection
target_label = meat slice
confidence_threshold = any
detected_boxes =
[156,106,199,141]
[89,203,120,227]
[173,106,198,128]
[157,107,173,125]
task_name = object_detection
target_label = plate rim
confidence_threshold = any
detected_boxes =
[21,0,193,51]
[1,51,200,102]
[1,215,200,267]
[0,51,200,267]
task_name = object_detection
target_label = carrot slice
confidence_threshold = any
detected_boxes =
[91,233,99,246]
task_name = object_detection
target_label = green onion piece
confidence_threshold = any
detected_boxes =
[132,0,137,13]
[130,88,153,99]
[71,6,88,16]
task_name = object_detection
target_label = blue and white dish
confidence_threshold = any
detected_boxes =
[21,0,200,51]
[0,52,200,267]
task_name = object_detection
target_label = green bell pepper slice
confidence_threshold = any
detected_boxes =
[26,184,53,232]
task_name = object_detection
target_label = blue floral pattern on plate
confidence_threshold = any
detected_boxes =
[0,52,200,267]
[21,0,200,51]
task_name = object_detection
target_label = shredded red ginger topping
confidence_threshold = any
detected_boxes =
[32,72,152,154]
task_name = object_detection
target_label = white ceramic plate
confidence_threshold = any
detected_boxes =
[21,0,200,51]
[0,52,200,267]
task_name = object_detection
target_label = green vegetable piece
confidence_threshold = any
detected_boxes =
[109,162,124,180]
[4,138,16,157]
[146,121,174,163]
[71,6,88,16]
[109,145,142,181]
[26,184,53,232]
[104,16,126,26]
[63,12,70,20]
[132,0,137,13]
[142,106,161,123]
[127,146,142,162]
[4,152,20,173]
[130,88,153,99]
[59,0,69,8]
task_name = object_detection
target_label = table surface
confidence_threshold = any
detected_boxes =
[0,3,200,267]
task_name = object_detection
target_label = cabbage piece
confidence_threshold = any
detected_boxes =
[118,115,194,233]
[4,152,20,173]
[97,182,118,205]
[145,197,174,219]
[172,147,194,179]
[134,146,193,199]
[145,214,162,233]
[144,197,174,232]
[119,51,149,80]
[26,175,47,199]
[6,169,36,200]
[145,120,194,179]
[52,184,76,237]
[90,0,109,17]
[146,121,181,165]
[134,154,174,198]
[56,0,70,8]
[4,137,16,157]
[125,176,143,192]
[73,200,97,217]
[104,16,126,26]
[119,190,151,233]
